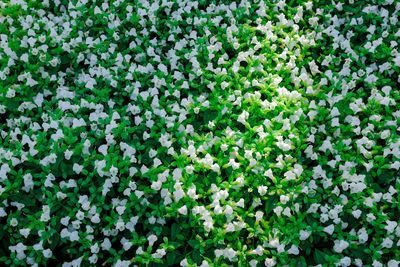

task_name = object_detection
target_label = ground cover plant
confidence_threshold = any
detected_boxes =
[0,0,400,266]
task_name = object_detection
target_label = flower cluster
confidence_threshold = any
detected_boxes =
[0,0,400,266]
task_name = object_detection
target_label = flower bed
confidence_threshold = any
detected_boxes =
[0,0,399,266]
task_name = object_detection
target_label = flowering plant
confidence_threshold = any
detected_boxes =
[0,0,400,266]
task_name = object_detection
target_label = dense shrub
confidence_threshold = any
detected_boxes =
[0,0,399,266]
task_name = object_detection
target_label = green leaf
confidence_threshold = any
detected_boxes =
[6,99,19,113]
[192,250,202,264]
[9,194,36,207]
[313,249,326,264]
[188,239,199,249]
[264,196,277,216]
[166,252,183,265]
[171,223,180,240]
[49,233,60,250]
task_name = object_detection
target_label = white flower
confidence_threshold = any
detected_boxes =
[385,221,397,233]
[90,243,100,254]
[72,220,81,229]
[354,259,363,267]
[220,144,228,151]
[39,35,46,43]
[116,206,126,215]
[6,89,15,98]
[20,53,29,62]
[151,180,162,191]
[255,211,264,221]
[258,185,268,196]
[180,258,188,267]
[136,247,144,255]
[380,130,390,139]
[287,245,299,255]
[358,228,368,243]
[382,238,393,248]
[89,254,98,264]
[236,198,244,208]
[185,165,194,174]
[372,260,383,267]
[98,145,108,156]
[320,213,328,223]
[43,249,52,258]
[101,238,111,251]
[64,150,73,160]
[72,118,86,129]
[265,258,276,267]
[323,224,335,235]
[61,216,70,226]
[204,221,213,232]
[116,221,125,231]
[135,190,144,199]
[237,111,249,125]
[253,245,263,256]
[224,205,233,216]
[152,248,166,259]
[91,214,100,224]
[366,213,376,222]
[10,218,18,226]
[140,165,149,174]
[187,185,198,200]
[178,205,188,215]
[148,216,156,224]
[76,211,84,220]
[73,163,83,174]
[70,231,79,242]
[48,153,57,164]
[149,149,157,158]
[226,223,235,232]
[148,234,157,246]
[33,241,43,251]
[282,207,291,217]
[20,228,30,238]
[109,166,118,177]
[280,195,289,204]
[274,206,283,216]
[299,230,311,240]
[211,163,220,172]
[388,260,400,267]
[338,257,351,267]
[223,248,236,261]
[122,239,132,251]
[333,239,349,253]
[214,205,223,215]
[250,259,258,267]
